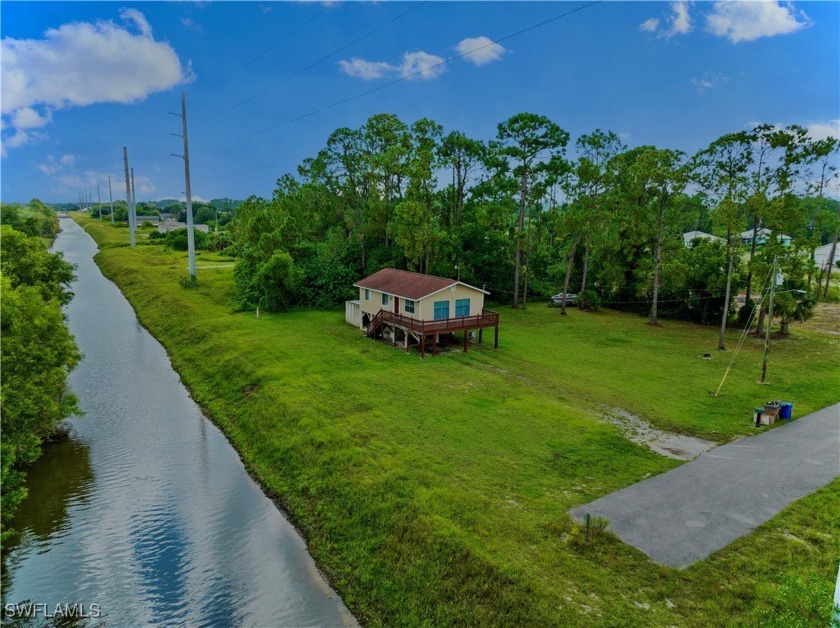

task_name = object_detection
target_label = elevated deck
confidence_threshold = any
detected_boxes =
[367,309,499,357]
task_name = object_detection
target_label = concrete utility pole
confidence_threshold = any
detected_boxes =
[97,182,102,220]
[171,91,196,278]
[123,147,135,246]
[760,257,777,384]
[131,168,137,224]
[108,176,115,224]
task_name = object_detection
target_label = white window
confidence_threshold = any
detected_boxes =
[382,293,389,306]
[404,299,415,314]
[364,289,371,300]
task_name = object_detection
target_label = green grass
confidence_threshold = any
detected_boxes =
[75,215,840,626]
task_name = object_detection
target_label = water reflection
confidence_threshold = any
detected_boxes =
[11,436,93,543]
[1,219,354,626]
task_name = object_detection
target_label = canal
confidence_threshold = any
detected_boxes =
[1,218,355,626]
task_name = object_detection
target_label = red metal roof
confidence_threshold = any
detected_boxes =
[354,268,458,300]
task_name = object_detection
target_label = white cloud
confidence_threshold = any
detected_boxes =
[692,71,728,90]
[1,10,193,155]
[36,153,75,175]
[119,8,153,38]
[807,120,840,142]
[398,51,445,80]
[664,1,692,37]
[338,57,393,80]
[339,50,445,81]
[53,169,154,194]
[455,36,506,66]
[180,17,203,32]
[639,2,692,38]
[706,1,811,43]
[11,106,51,130]
[639,18,660,33]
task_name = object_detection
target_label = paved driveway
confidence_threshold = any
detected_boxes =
[571,403,840,568]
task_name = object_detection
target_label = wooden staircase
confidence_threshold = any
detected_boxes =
[366,310,384,338]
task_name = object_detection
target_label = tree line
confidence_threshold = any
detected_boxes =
[224,114,837,340]
[0,201,80,539]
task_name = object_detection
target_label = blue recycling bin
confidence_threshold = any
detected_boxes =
[780,402,793,419]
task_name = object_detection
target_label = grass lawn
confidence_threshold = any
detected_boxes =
[73,214,840,626]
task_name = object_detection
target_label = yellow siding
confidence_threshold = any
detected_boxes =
[418,284,485,321]
[357,283,485,322]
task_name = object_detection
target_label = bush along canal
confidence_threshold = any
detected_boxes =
[1,218,355,626]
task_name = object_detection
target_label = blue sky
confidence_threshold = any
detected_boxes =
[2,1,838,203]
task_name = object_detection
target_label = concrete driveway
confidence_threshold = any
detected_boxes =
[571,403,840,568]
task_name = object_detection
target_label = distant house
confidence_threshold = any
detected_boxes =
[682,230,722,247]
[135,215,160,224]
[346,268,499,357]
[814,242,836,268]
[740,227,791,247]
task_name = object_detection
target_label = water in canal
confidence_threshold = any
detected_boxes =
[1,219,355,626]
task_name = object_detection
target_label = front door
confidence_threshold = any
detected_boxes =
[394,297,400,314]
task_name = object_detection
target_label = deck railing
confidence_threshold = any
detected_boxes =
[378,308,499,335]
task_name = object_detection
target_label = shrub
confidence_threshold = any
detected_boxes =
[578,289,601,312]
[568,515,610,550]
[234,251,298,312]
[165,228,208,251]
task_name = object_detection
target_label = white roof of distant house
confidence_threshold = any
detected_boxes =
[740,227,773,239]
[682,230,721,245]
[740,227,793,243]
[814,242,836,266]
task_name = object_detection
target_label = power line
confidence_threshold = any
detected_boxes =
[193,1,600,153]
[199,7,328,96]
[193,1,428,127]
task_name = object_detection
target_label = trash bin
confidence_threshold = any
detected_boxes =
[753,408,764,426]
[763,402,780,425]
[780,402,793,419]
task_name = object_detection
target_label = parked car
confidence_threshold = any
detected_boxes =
[550,292,578,307]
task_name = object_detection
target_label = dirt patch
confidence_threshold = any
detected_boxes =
[596,406,716,461]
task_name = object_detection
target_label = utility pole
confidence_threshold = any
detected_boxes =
[97,182,102,220]
[131,168,137,225]
[123,147,135,247]
[171,91,196,278]
[108,176,115,224]
[760,257,777,384]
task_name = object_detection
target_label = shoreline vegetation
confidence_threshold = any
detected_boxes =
[72,214,839,625]
[0,202,80,540]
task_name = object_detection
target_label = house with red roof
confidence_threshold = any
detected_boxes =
[346,268,498,357]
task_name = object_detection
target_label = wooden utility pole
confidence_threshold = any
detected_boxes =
[108,176,115,224]
[760,257,777,383]
[123,147,135,246]
[171,92,196,278]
